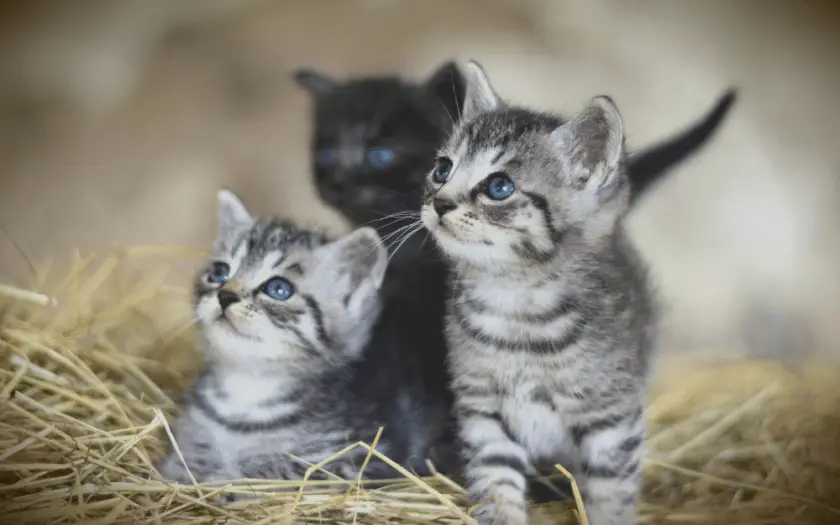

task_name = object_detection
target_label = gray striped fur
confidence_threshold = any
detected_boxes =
[158,190,412,499]
[420,62,657,525]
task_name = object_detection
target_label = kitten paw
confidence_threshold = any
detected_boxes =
[472,505,529,525]
[217,489,263,505]
[218,492,239,505]
[156,455,192,484]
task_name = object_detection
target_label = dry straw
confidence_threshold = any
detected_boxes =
[1,246,840,525]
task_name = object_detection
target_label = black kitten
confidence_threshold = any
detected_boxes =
[294,63,466,275]
[293,61,736,500]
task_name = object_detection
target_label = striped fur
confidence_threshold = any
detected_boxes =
[421,62,657,525]
[158,190,454,500]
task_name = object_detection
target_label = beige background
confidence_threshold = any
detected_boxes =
[1,0,839,358]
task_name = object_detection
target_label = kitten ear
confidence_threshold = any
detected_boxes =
[424,61,466,121]
[217,189,253,236]
[550,96,625,189]
[462,60,502,121]
[321,226,388,299]
[293,68,336,96]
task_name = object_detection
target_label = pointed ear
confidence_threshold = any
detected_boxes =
[293,68,336,96]
[319,226,388,302]
[462,60,502,121]
[217,188,253,237]
[550,96,625,189]
[424,61,466,122]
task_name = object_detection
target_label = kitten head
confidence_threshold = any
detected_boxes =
[420,61,630,269]
[294,62,465,228]
[194,189,388,373]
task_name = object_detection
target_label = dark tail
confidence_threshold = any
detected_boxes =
[627,88,738,205]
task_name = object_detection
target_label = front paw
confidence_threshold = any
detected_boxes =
[157,454,193,484]
[471,500,529,525]
[218,492,242,505]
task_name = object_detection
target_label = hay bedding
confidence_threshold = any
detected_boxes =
[1,247,840,525]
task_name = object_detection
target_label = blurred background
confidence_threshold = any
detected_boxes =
[1,0,839,359]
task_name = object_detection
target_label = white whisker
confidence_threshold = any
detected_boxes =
[359,211,420,228]
[360,219,420,259]
[386,223,426,266]
[163,316,202,345]
[378,221,422,247]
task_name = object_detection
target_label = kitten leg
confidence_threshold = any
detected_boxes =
[157,452,194,484]
[458,405,533,525]
[158,440,241,503]
[157,451,229,481]
[575,407,645,525]
[157,451,243,505]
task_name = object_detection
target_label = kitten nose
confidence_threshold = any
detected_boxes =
[217,290,241,311]
[433,198,457,216]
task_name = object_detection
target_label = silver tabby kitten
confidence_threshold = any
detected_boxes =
[420,61,656,525]
[158,190,397,494]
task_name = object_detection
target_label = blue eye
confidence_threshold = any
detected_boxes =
[366,147,394,169]
[485,174,516,200]
[208,262,230,284]
[433,157,453,184]
[263,277,295,301]
[316,148,338,166]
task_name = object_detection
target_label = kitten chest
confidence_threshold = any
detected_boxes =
[461,350,580,460]
[499,373,578,461]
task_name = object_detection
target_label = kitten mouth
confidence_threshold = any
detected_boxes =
[351,187,379,206]
[431,218,455,236]
[215,315,258,340]
[216,315,237,331]
[420,208,440,232]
